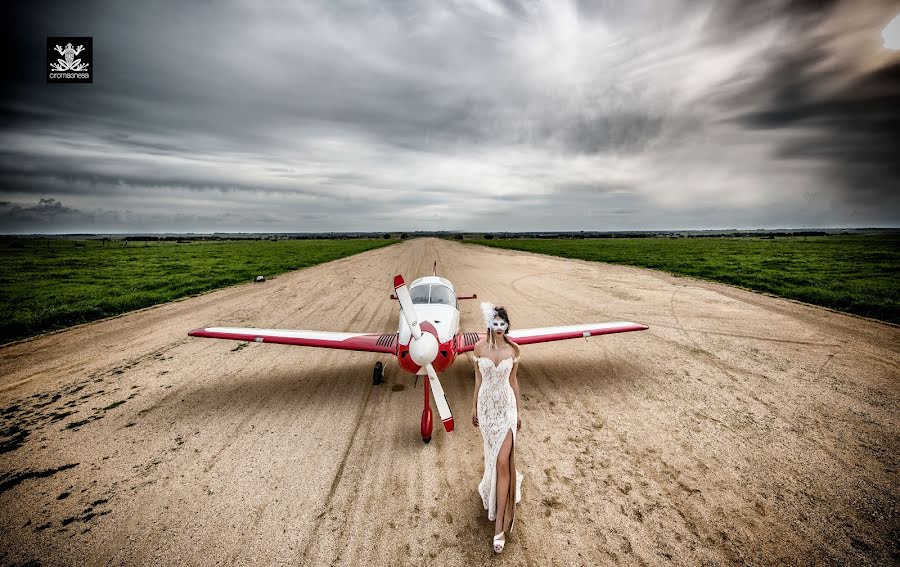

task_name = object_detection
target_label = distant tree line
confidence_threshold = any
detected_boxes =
[460,230,832,240]
[3,229,877,244]
[120,234,401,242]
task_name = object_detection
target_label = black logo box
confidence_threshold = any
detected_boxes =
[47,37,93,83]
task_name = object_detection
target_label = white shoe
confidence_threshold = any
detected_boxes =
[493,532,505,554]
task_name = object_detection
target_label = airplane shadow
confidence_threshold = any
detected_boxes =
[164,351,645,454]
[174,358,397,412]
[517,355,646,387]
[176,353,644,408]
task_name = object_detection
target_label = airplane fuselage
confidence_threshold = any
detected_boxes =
[396,276,461,375]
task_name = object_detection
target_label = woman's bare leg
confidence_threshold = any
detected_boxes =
[507,431,516,532]
[494,430,513,535]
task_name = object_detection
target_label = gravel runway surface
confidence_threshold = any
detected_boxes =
[1,238,897,565]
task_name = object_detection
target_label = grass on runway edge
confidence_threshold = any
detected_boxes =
[467,235,900,325]
[0,238,398,344]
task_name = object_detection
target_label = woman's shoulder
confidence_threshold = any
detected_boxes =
[504,337,520,358]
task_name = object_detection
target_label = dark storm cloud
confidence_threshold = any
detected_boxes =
[704,0,899,201]
[0,198,125,232]
[6,201,319,233]
[699,0,841,38]
[741,55,900,206]
[1,0,898,233]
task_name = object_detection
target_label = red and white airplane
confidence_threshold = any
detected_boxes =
[189,265,648,442]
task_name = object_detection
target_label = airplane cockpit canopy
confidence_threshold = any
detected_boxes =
[410,283,456,306]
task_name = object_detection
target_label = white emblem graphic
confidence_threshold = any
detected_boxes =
[50,43,90,72]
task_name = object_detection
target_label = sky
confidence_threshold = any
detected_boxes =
[1,0,899,233]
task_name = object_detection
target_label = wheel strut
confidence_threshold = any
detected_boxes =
[421,372,433,443]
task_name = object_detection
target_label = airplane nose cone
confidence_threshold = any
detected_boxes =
[409,332,439,366]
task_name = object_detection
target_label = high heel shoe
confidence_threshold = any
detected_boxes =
[493,532,505,554]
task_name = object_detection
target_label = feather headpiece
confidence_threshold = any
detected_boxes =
[480,301,497,330]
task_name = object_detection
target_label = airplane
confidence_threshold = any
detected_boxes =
[188,263,648,443]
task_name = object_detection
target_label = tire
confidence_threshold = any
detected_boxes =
[372,361,384,385]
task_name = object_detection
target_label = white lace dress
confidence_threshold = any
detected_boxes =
[474,355,524,524]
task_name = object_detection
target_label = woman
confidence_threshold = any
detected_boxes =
[471,302,523,554]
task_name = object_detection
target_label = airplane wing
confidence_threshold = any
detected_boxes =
[188,327,397,353]
[457,322,647,353]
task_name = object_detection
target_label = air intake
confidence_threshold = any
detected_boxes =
[377,333,398,348]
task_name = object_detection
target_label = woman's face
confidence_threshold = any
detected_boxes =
[490,317,508,335]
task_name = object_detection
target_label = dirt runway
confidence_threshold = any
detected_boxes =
[1,238,897,565]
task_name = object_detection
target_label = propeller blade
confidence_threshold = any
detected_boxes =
[424,363,453,432]
[393,275,422,340]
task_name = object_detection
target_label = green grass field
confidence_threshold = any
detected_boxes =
[469,235,900,325]
[0,239,397,344]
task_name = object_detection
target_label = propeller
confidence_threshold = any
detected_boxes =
[424,362,454,432]
[394,274,454,432]
[393,275,422,340]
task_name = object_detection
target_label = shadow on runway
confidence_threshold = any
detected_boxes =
[162,350,645,432]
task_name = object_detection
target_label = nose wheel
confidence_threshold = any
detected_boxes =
[372,361,384,385]
[421,408,433,443]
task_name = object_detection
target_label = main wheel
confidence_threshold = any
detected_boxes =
[372,362,384,385]
[421,406,433,443]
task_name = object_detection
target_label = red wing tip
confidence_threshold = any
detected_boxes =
[188,328,206,337]
[442,417,454,432]
[393,275,405,289]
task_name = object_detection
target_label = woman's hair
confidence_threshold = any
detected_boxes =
[486,305,520,357]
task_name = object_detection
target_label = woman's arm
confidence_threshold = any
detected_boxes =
[509,361,522,430]
[472,362,482,427]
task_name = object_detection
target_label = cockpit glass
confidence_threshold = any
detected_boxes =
[429,285,455,305]
[408,284,456,305]
[410,285,430,304]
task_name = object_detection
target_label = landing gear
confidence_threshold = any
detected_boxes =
[372,361,384,385]
[421,373,433,443]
